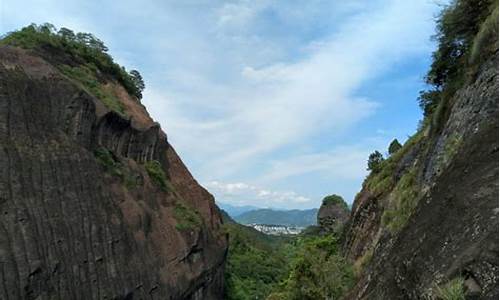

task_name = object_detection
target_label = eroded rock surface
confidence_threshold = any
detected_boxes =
[0,46,228,300]
[342,54,499,299]
[317,198,349,233]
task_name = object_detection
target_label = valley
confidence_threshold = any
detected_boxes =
[0,0,498,299]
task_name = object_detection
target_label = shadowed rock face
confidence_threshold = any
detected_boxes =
[342,54,499,299]
[0,46,228,300]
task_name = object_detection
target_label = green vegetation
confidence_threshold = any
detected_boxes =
[367,150,384,172]
[267,234,355,300]
[442,134,463,167]
[435,278,465,300]
[234,2,496,299]
[388,139,402,155]
[1,23,145,113]
[224,219,354,300]
[224,222,291,300]
[418,0,497,127]
[365,131,424,197]
[174,202,202,231]
[381,167,419,233]
[322,194,349,210]
[144,160,168,191]
[94,147,139,188]
[94,147,124,178]
[353,247,373,277]
[60,64,125,115]
[470,2,498,64]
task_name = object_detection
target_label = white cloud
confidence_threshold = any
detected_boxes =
[204,181,313,208]
[2,0,438,209]
[261,145,374,183]
[141,0,436,184]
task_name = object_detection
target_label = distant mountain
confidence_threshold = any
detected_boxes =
[235,208,318,227]
[217,202,260,217]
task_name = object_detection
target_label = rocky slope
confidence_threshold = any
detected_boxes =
[317,195,350,233]
[0,45,227,299]
[341,40,498,300]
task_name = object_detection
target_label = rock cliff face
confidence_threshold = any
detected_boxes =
[0,46,227,299]
[342,53,498,299]
[317,199,349,233]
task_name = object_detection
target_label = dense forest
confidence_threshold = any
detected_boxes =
[223,196,354,300]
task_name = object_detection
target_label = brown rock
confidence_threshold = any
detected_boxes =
[0,46,228,300]
[317,194,349,233]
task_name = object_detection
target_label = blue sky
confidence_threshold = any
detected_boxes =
[1,0,442,209]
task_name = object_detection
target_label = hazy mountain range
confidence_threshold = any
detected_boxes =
[235,208,318,227]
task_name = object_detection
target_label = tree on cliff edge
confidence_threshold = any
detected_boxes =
[367,151,384,172]
[388,139,403,155]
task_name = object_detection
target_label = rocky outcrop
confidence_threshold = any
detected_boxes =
[0,46,227,299]
[342,53,499,299]
[317,197,349,233]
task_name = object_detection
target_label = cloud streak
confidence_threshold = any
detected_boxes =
[2,0,439,208]
[205,181,312,208]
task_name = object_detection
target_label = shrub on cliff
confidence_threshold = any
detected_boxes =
[435,278,465,300]
[388,139,403,155]
[174,202,202,230]
[321,194,348,210]
[144,160,168,191]
[418,0,496,128]
[1,23,145,100]
[367,150,384,173]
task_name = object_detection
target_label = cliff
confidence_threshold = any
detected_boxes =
[317,195,350,233]
[342,24,498,300]
[0,42,227,299]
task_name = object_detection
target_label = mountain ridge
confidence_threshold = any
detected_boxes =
[235,208,318,227]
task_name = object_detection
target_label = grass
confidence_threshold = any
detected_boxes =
[365,130,425,197]
[442,134,462,166]
[381,167,419,234]
[174,202,202,231]
[94,147,123,178]
[144,160,168,191]
[470,2,499,64]
[94,147,139,189]
[60,64,126,115]
[435,278,465,300]
[353,247,374,277]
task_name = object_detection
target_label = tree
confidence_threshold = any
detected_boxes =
[388,139,403,155]
[426,0,492,89]
[418,89,441,116]
[58,27,76,42]
[322,194,348,210]
[38,23,56,35]
[88,35,108,52]
[367,151,384,172]
[75,32,108,52]
[129,70,145,95]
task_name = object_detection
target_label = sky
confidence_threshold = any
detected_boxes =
[1,0,443,209]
